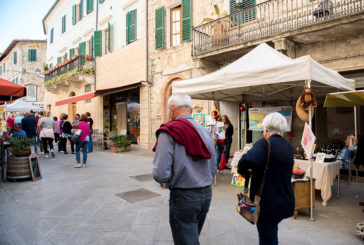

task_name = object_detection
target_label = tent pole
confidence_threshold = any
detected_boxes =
[307,79,315,221]
[354,106,357,139]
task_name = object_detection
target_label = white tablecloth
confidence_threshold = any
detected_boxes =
[294,159,341,206]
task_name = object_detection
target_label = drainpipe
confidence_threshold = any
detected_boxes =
[146,0,151,150]
[94,0,99,93]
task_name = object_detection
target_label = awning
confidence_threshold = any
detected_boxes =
[0,78,27,101]
[95,82,142,96]
[324,90,364,107]
[55,92,95,106]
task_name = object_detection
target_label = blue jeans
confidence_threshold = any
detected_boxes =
[76,141,88,164]
[30,136,38,153]
[88,135,93,152]
[169,186,212,245]
[216,142,223,169]
[224,141,232,163]
[257,217,281,245]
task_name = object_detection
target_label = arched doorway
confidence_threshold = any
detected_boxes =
[68,92,77,120]
[161,77,182,123]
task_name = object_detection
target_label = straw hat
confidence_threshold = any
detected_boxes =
[296,95,314,122]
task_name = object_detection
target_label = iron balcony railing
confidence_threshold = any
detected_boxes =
[192,0,363,56]
[44,56,95,82]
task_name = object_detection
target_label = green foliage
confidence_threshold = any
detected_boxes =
[43,64,48,71]
[45,67,95,87]
[111,135,132,152]
[201,4,228,23]
[10,137,33,152]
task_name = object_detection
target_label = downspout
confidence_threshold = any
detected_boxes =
[94,0,99,93]
[146,0,151,150]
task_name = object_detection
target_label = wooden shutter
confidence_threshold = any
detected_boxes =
[155,7,165,49]
[94,30,102,56]
[70,48,75,57]
[91,35,94,57]
[72,5,77,25]
[230,0,238,14]
[57,57,61,64]
[108,22,111,52]
[65,52,68,60]
[87,0,93,13]
[50,28,54,43]
[126,12,129,43]
[129,10,137,43]
[181,0,192,42]
[99,0,104,3]
[62,15,66,33]
[243,0,256,22]
[14,52,17,64]
[28,50,31,61]
[80,0,83,19]
[79,41,86,56]
[32,50,36,61]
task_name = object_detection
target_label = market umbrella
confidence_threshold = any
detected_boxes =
[0,78,27,101]
[324,90,364,107]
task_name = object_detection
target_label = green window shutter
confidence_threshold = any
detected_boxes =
[181,0,192,42]
[127,9,137,44]
[65,52,68,60]
[99,0,104,3]
[230,0,238,14]
[14,52,17,64]
[49,63,53,68]
[50,28,54,43]
[72,5,77,25]
[87,0,93,13]
[243,0,256,22]
[80,0,83,19]
[107,22,111,52]
[0,66,2,75]
[155,7,165,50]
[62,15,66,33]
[28,50,31,61]
[57,57,61,64]
[94,30,102,57]
[32,50,37,61]
[79,41,86,56]
[91,35,94,57]
[126,12,129,43]
[70,48,75,57]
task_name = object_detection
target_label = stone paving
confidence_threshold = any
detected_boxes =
[1,148,364,245]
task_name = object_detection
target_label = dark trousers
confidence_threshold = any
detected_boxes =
[169,186,212,245]
[54,133,60,143]
[224,141,232,163]
[41,137,54,154]
[76,141,88,164]
[257,217,282,245]
[61,137,74,153]
[216,142,223,169]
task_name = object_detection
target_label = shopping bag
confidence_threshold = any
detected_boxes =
[219,152,227,171]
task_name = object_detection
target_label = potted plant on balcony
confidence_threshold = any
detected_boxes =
[111,135,132,152]
[202,4,230,47]
[85,55,92,61]
[43,64,48,71]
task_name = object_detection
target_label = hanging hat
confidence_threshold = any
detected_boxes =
[296,95,314,122]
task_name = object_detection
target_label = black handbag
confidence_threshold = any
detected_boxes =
[237,138,271,225]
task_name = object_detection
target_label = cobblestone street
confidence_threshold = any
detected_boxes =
[1,149,363,245]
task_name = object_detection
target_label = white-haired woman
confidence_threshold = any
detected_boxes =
[237,112,294,245]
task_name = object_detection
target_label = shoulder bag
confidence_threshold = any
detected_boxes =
[71,129,82,143]
[236,138,271,225]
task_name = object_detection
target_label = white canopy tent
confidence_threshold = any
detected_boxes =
[173,43,356,221]
[5,99,42,112]
[172,43,355,102]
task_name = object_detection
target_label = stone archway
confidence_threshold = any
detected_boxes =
[161,77,183,123]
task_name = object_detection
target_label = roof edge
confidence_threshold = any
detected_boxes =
[42,0,61,34]
[0,40,47,62]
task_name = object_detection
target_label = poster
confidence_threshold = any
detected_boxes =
[248,106,292,131]
[301,123,316,159]
[216,121,225,139]
[231,168,246,187]
[193,113,206,127]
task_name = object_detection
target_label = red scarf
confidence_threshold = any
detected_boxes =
[153,118,211,161]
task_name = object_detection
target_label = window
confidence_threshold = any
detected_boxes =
[26,84,37,102]
[0,66,2,75]
[78,41,86,56]
[86,0,93,14]
[72,5,77,25]
[15,77,18,84]
[3,63,5,73]
[170,7,181,47]
[229,0,256,22]
[13,52,17,64]
[62,15,66,33]
[88,39,91,56]
[70,48,75,57]
[77,3,81,21]
[104,29,108,54]
[65,52,68,60]
[57,57,61,64]
[79,0,84,20]
[99,0,105,3]
[28,49,37,61]
[126,9,137,44]
[50,28,54,44]
[85,84,91,103]
[49,63,53,68]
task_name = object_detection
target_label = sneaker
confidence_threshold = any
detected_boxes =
[74,164,82,168]
[44,154,49,158]
[51,152,55,158]
[59,151,64,153]
[40,152,44,155]
[82,164,86,168]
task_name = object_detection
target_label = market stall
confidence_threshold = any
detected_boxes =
[5,99,42,112]
[172,43,355,219]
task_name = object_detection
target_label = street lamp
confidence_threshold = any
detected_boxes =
[235,0,243,9]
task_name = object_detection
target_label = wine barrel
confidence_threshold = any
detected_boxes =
[7,156,31,180]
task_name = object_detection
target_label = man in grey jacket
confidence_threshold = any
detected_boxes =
[153,93,217,245]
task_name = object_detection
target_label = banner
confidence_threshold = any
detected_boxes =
[248,106,292,131]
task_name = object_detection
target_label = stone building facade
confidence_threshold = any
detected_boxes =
[0,40,47,107]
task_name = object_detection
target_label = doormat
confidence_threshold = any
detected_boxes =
[115,188,161,203]
[129,174,153,182]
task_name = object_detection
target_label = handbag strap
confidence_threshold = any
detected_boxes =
[256,138,271,197]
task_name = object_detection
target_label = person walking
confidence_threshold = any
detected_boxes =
[53,116,60,143]
[222,115,234,165]
[73,114,90,168]
[38,112,56,158]
[21,112,38,154]
[36,112,45,155]
[153,93,217,245]
[60,114,74,154]
[57,113,65,152]
[86,112,93,152]
[237,112,294,245]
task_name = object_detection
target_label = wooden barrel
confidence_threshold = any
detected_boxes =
[7,156,31,180]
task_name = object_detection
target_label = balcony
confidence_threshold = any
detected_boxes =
[192,0,364,59]
[44,56,95,93]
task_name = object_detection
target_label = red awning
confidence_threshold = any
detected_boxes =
[0,78,27,101]
[55,92,95,106]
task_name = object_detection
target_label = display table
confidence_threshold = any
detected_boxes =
[294,159,341,206]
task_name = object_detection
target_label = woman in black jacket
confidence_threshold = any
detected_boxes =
[222,115,233,164]
[238,112,294,245]
[61,114,74,154]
